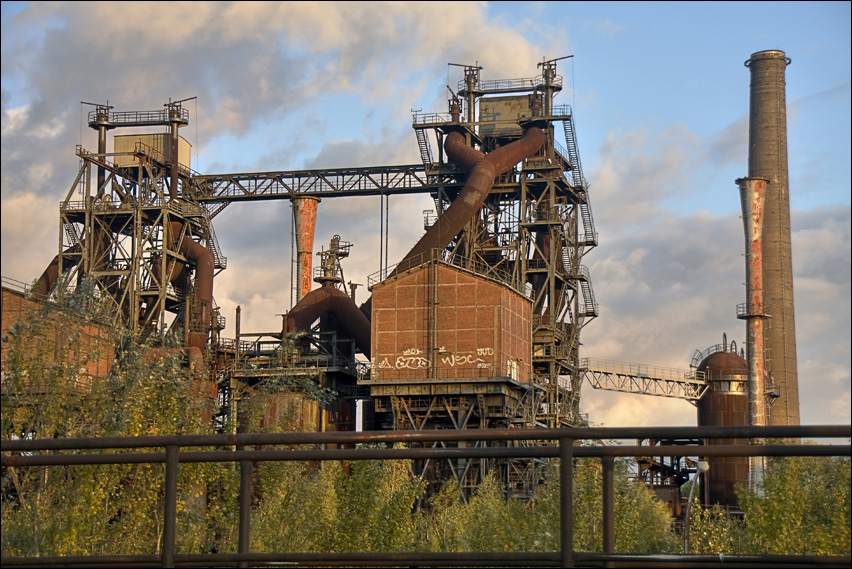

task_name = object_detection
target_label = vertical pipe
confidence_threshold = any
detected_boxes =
[745,50,800,426]
[384,194,389,271]
[739,176,769,489]
[162,445,178,568]
[168,111,180,201]
[97,124,107,194]
[464,67,477,124]
[560,437,574,568]
[293,196,320,301]
[92,110,110,274]
[235,305,241,369]
[738,177,768,430]
[602,456,615,564]
[379,195,384,276]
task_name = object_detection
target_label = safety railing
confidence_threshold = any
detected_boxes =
[1,425,849,568]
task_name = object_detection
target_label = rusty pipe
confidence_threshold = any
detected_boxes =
[180,233,215,352]
[165,220,214,352]
[404,126,544,265]
[360,126,544,317]
[284,285,371,357]
[293,196,320,301]
[738,177,769,430]
[31,241,84,299]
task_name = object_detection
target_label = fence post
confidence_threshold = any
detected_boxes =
[560,437,574,568]
[238,458,253,568]
[602,455,615,567]
[162,444,178,568]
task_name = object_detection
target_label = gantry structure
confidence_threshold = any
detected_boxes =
[40,59,599,497]
[50,100,226,348]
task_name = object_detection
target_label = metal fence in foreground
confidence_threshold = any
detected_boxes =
[2,424,850,568]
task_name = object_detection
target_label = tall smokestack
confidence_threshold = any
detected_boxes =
[744,50,800,426]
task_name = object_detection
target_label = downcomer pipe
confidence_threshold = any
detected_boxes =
[360,125,545,316]
[744,50,800,426]
[404,126,546,266]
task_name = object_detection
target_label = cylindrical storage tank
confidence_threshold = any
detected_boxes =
[696,350,749,508]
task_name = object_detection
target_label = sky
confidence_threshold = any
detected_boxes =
[2,1,849,429]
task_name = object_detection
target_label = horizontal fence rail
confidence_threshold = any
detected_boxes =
[2,425,850,568]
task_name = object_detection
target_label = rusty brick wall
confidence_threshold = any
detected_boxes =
[371,263,531,381]
[2,286,114,392]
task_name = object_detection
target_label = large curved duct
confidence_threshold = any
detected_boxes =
[284,285,371,357]
[360,126,545,316]
[402,127,545,268]
[31,242,84,300]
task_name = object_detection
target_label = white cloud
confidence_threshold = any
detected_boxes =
[594,19,626,37]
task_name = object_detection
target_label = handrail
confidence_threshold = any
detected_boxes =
[2,425,849,568]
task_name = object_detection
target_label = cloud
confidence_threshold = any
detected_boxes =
[593,19,626,38]
[0,192,58,282]
[590,122,705,230]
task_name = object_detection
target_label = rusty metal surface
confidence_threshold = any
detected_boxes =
[293,196,320,301]
[371,261,531,382]
[284,285,371,357]
[738,177,769,430]
[697,350,749,508]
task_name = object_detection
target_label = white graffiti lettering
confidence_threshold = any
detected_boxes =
[440,353,488,367]
[396,356,430,369]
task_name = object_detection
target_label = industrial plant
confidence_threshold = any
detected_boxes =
[1,52,801,507]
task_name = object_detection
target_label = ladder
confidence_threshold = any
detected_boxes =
[415,128,433,167]
[563,116,597,248]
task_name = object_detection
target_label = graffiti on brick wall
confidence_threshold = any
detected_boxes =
[375,346,494,370]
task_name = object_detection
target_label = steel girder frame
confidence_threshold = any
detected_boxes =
[519,165,585,427]
[56,149,202,344]
[387,388,544,499]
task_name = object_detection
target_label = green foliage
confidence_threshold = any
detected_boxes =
[568,458,680,554]
[419,458,680,555]
[739,455,851,555]
[687,454,851,556]
[687,504,751,554]
[251,454,425,552]
[422,473,531,552]
[2,281,227,556]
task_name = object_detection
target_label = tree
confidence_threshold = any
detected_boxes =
[740,454,851,555]
[687,453,851,555]
[2,280,215,556]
